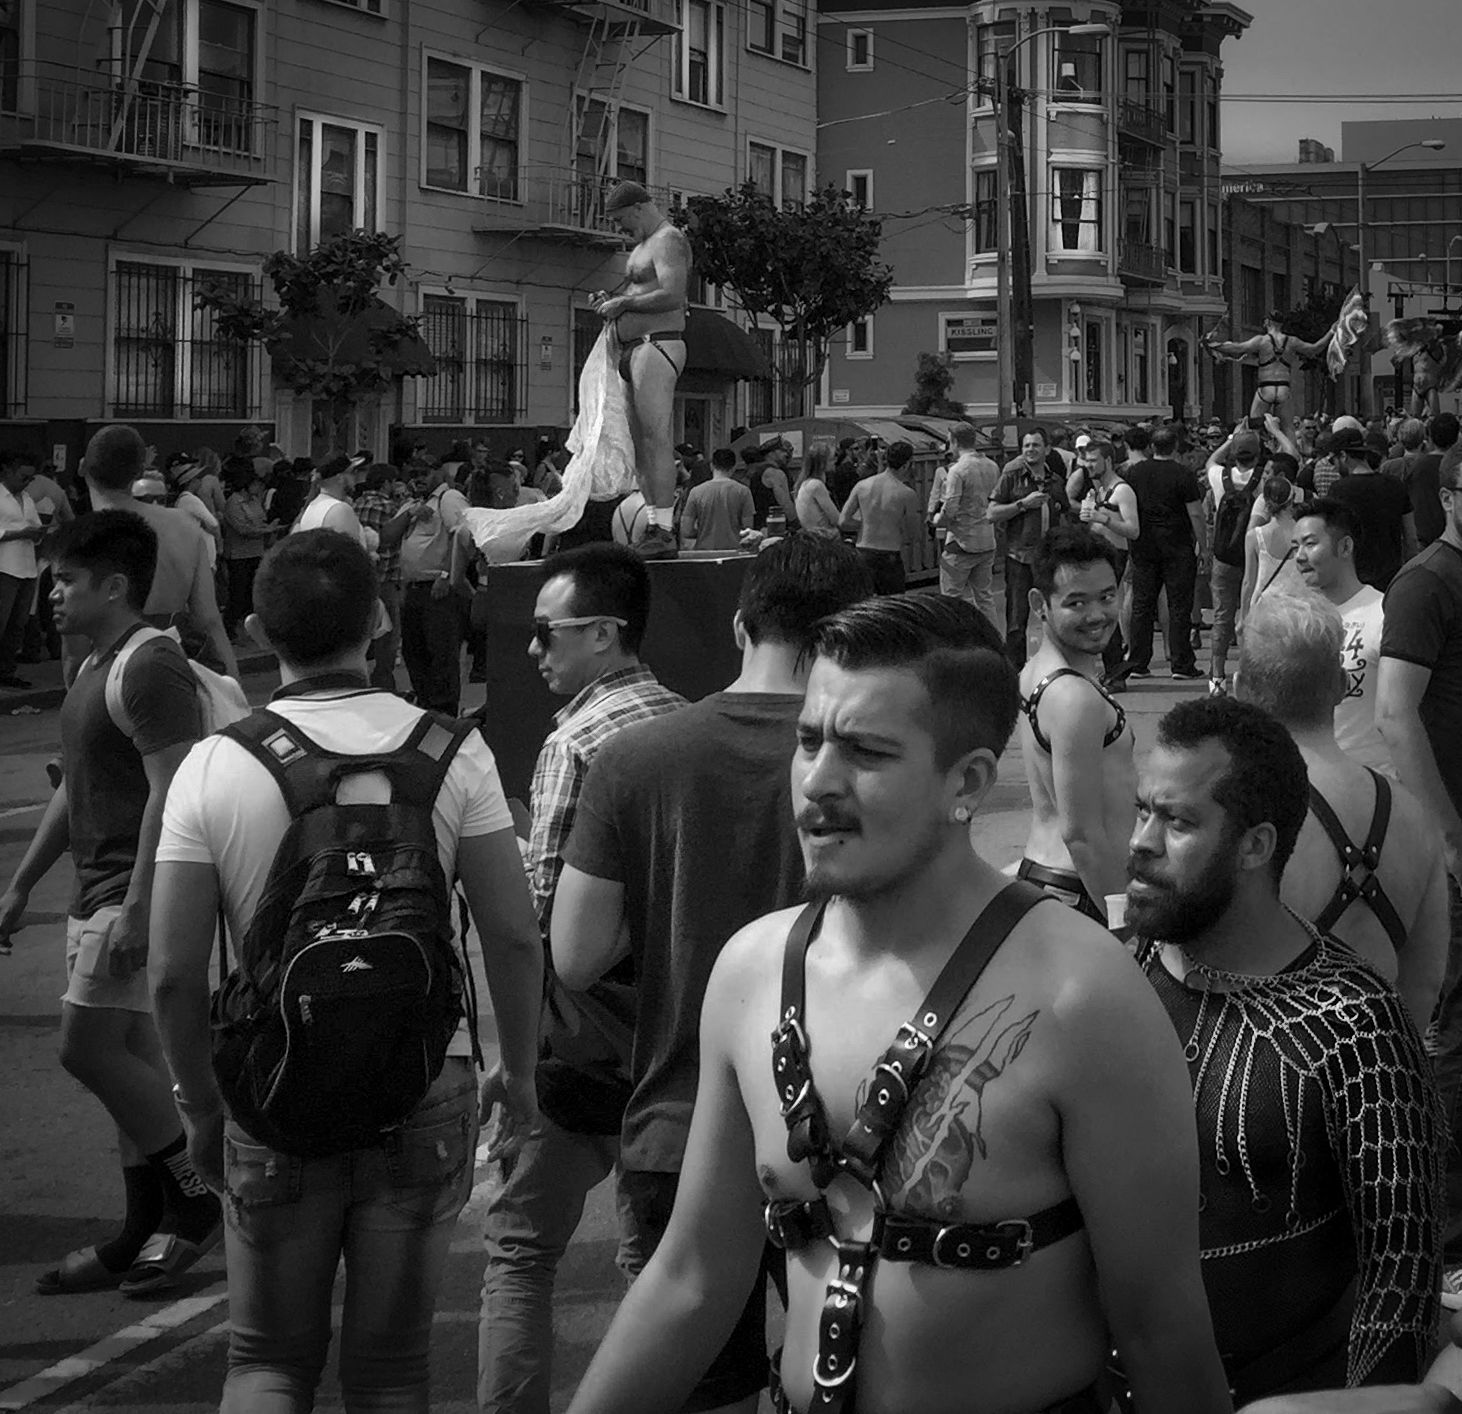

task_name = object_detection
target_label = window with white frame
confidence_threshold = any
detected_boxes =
[749,141,808,210]
[117,0,258,152]
[110,258,257,419]
[1122,48,1148,102]
[673,0,724,107]
[0,247,27,417]
[575,98,648,184]
[1050,169,1103,254]
[972,167,997,253]
[845,169,872,208]
[419,293,524,424]
[296,114,382,250]
[846,27,872,71]
[748,0,806,65]
[974,19,1016,104]
[424,57,522,200]
[315,0,382,12]
[1053,27,1103,103]
[847,316,872,359]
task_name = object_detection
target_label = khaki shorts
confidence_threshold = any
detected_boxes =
[63,904,151,1013]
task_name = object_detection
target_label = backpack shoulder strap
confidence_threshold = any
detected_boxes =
[373,712,478,810]
[103,624,172,740]
[220,710,341,817]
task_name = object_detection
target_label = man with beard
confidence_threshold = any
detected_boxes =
[564,595,1229,1414]
[1127,696,1444,1402]
[1015,527,1135,923]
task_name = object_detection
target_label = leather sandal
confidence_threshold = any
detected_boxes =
[118,1223,224,1297]
[34,1246,127,1295]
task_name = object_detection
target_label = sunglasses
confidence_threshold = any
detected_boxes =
[531,615,627,650]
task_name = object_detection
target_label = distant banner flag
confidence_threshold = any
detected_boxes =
[1328,286,1369,380]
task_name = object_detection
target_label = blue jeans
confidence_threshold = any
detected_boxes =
[478,1117,643,1414]
[220,1060,479,1414]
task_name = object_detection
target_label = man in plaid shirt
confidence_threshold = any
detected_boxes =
[479,542,684,1414]
[353,463,411,691]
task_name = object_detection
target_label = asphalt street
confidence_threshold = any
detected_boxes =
[0,640,1200,1413]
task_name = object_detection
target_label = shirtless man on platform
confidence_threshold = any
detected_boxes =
[1206,313,1335,442]
[590,181,692,561]
[565,594,1230,1414]
[1017,527,1136,925]
[838,440,922,594]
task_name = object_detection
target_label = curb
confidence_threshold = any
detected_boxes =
[1,651,280,717]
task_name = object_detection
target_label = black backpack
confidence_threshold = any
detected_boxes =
[1212,466,1259,567]
[210,709,479,1158]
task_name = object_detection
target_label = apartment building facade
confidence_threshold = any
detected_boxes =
[0,0,815,468]
[815,0,1250,428]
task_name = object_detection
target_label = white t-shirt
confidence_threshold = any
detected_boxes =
[296,490,365,542]
[1333,583,1392,775]
[157,691,514,1056]
[0,485,40,579]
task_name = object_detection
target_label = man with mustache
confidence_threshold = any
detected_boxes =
[565,594,1229,1414]
[1015,526,1136,923]
[1127,695,1443,1402]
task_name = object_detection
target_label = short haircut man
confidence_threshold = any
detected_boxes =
[1237,592,1446,1023]
[552,535,872,1412]
[711,446,737,472]
[85,424,149,492]
[1,508,220,1298]
[482,540,684,1413]
[951,422,978,451]
[1128,694,1444,1396]
[149,527,543,1408]
[885,439,914,472]
[565,593,1231,1414]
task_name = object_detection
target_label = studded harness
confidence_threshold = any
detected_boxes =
[764,882,1085,1414]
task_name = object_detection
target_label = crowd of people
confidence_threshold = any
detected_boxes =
[7,406,1462,1414]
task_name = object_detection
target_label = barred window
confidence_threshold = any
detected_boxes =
[110,261,255,419]
[420,294,524,424]
[0,249,26,417]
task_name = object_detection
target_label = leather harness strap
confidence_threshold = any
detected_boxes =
[769,882,1083,1414]
[1308,771,1407,952]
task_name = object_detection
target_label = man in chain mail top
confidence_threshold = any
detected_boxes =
[1126,695,1444,1403]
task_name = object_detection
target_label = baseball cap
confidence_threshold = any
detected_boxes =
[1229,431,1261,462]
[1331,427,1366,453]
[1074,432,1093,451]
[605,180,652,213]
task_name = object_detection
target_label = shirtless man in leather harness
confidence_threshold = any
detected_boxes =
[565,595,1230,1414]
[1207,314,1335,443]
[590,181,691,561]
[1017,526,1137,925]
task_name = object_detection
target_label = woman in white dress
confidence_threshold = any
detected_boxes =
[1239,472,1303,630]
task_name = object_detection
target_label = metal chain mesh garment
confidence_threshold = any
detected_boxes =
[1137,925,1445,1387]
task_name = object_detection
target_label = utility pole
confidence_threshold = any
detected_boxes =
[994,63,1014,455]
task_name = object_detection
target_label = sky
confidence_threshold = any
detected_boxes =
[1221,0,1462,165]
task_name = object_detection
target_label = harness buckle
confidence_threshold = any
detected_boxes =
[778,1077,812,1119]
[997,1218,1035,1265]
[765,1200,789,1249]
[931,1218,1033,1268]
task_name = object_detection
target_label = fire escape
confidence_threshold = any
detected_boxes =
[474,0,678,244]
[1,0,270,186]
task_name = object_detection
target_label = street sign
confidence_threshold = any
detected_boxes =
[944,315,998,355]
[53,302,75,349]
[1036,381,1058,399]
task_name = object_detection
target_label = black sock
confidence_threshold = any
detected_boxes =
[95,1163,166,1273]
[146,1133,221,1243]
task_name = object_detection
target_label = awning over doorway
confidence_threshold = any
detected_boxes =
[682,308,772,381]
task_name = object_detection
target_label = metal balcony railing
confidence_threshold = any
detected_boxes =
[1117,98,1166,148]
[478,166,676,243]
[530,0,679,34]
[11,64,269,181]
[1118,239,1167,284]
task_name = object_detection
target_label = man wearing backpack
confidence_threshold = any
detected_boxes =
[0,511,223,1296]
[1205,427,1264,693]
[148,529,544,1412]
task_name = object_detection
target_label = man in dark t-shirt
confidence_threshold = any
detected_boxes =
[0,510,219,1297]
[550,536,872,1411]
[1328,427,1418,589]
[1379,466,1462,1292]
[1114,425,1206,683]
[1409,414,1461,548]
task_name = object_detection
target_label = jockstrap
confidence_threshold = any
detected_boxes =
[765,882,1085,1414]
[1308,771,1406,952]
